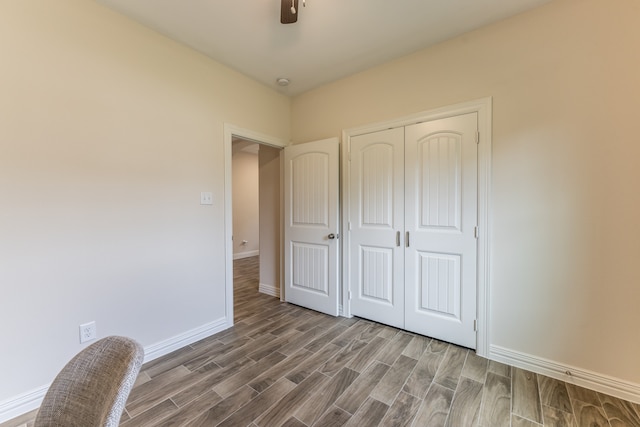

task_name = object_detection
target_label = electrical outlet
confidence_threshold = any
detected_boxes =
[79,321,96,343]
[200,192,213,205]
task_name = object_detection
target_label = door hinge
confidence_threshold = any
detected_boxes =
[476,132,480,144]
[348,290,352,300]
[348,221,352,231]
[473,319,478,332]
[474,226,479,239]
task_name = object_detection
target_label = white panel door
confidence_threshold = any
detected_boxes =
[349,128,405,328]
[404,113,478,348]
[284,138,340,316]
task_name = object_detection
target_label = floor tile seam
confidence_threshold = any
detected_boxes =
[441,395,454,427]
[171,393,224,427]
[569,395,605,411]
[540,403,579,427]
[509,368,544,425]
[329,324,368,349]
[145,347,219,378]
[633,402,640,425]
[598,398,640,427]
[369,362,417,408]
[541,401,574,417]
[511,413,544,426]
[402,382,433,401]
[310,376,360,423]
[460,370,487,385]
[255,375,329,427]
[349,396,389,425]
[213,339,274,366]
[168,396,182,409]
[451,374,484,423]
[190,356,223,373]
[167,365,230,406]
[304,334,340,354]
[347,354,374,375]
[433,373,460,393]
[406,392,430,427]
[430,345,461,390]
[402,343,430,361]
[630,402,640,427]
[385,356,423,406]
[127,375,185,409]
[533,370,544,424]
[216,379,296,427]
[433,348,468,392]
[246,339,291,362]
[248,352,307,391]
[377,352,402,367]
[127,380,195,418]
[124,398,179,426]
[247,380,269,394]
[290,415,309,427]
[309,405,347,427]
[597,390,637,424]
[487,370,511,382]
[246,322,292,340]
[474,368,492,427]
[510,369,515,426]
[140,356,182,374]
[418,380,457,427]
[332,385,370,417]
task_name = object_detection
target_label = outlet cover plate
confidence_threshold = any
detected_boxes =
[79,321,97,343]
[200,192,213,205]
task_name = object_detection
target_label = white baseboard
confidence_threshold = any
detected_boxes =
[0,385,47,424]
[259,282,279,297]
[0,318,230,424]
[490,345,640,404]
[233,250,259,260]
[143,317,229,363]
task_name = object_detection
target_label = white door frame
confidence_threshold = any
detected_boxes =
[223,123,288,328]
[341,97,493,356]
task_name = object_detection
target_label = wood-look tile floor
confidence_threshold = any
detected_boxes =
[4,256,640,427]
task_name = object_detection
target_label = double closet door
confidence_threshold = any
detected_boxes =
[348,113,478,349]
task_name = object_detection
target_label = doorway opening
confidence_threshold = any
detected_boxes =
[224,124,287,328]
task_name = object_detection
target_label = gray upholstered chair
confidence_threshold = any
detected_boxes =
[34,336,144,427]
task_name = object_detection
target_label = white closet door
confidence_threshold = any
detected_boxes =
[284,138,340,316]
[349,128,405,328]
[404,113,478,348]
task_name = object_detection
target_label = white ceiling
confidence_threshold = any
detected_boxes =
[96,0,551,96]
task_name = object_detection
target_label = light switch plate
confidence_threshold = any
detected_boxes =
[200,192,213,205]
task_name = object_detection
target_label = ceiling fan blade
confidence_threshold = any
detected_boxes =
[281,0,298,24]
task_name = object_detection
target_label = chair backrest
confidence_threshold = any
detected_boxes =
[34,336,144,427]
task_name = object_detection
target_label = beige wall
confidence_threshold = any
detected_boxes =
[259,145,282,295]
[0,0,289,408]
[292,0,640,385]
[232,147,260,257]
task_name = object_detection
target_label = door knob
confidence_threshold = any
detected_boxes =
[328,233,337,240]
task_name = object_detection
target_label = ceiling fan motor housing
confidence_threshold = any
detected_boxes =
[281,0,299,24]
